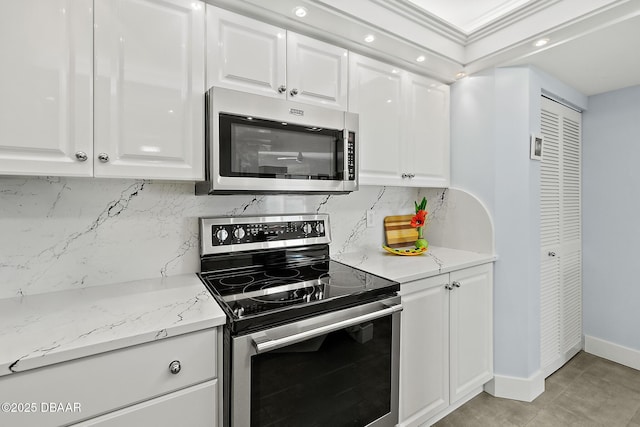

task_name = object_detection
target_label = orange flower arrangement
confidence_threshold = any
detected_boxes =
[412,197,428,249]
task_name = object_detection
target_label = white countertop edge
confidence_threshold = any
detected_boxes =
[393,255,498,283]
[3,319,224,376]
[334,245,498,283]
[0,274,226,377]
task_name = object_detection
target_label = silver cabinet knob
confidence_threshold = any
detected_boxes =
[548,251,556,257]
[169,360,181,374]
[97,153,109,163]
[452,281,461,288]
[290,88,299,96]
[409,173,415,178]
[278,85,287,94]
[75,151,88,162]
[401,173,409,178]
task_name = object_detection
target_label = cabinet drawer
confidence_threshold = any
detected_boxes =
[0,328,216,427]
[71,379,217,427]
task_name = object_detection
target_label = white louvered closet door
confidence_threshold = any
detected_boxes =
[540,96,582,378]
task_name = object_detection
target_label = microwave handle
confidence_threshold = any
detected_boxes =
[251,301,402,354]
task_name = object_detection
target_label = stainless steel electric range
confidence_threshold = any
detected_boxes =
[198,214,401,427]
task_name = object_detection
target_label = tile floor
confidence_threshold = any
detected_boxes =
[434,351,640,426]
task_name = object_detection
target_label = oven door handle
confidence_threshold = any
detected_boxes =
[251,301,402,354]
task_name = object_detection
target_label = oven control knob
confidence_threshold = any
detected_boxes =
[233,227,246,240]
[316,222,325,234]
[302,223,313,234]
[215,228,229,243]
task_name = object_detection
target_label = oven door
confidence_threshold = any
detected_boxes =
[230,296,401,427]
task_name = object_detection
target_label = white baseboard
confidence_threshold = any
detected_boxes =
[585,335,640,371]
[484,370,545,402]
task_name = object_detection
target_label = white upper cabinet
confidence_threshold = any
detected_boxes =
[286,32,348,109]
[0,0,93,177]
[206,6,286,98]
[94,0,205,180]
[348,54,404,183]
[206,6,348,110]
[405,74,450,188]
[349,53,450,188]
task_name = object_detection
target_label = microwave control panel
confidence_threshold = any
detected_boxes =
[347,131,356,181]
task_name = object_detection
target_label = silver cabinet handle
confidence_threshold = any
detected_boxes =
[252,303,402,354]
[75,151,88,162]
[548,251,556,257]
[445,284,452,290]
[290,88,299,96]
[97,153,109,163]
[169,360,181,374]
[278,85,287,94]
[402,173,409,178]
[409,173,415,178]
[452,281,461,288]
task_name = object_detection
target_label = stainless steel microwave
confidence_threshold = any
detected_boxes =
[196,87,358,195]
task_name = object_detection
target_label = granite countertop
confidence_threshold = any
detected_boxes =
[334,245,497,283]
[0,274,225,377]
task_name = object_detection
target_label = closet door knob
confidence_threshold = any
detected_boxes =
[278,85,287,94]
[290,88,299,96]
[75,152,88,162]
[97,153,110,163]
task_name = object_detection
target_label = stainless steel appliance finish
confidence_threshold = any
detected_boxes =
[196,87,359,195]
[198,214,401,427]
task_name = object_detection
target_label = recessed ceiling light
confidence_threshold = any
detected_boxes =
[455,72,467,79]
[293,6,307,18]
[364,34,375,43]
[416,55,426,63]
[391,69,399,74]
[533,38,550,47]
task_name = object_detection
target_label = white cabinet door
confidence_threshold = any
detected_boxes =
[206,6,286,98]
[286,32,348,110]
[349,54,450,188]
[404,73,450,187]
[449,264,494,402]
[94,0,205,180]
[0,0,93,177]
[349,54,404,185]
[399,275,450,426]
[71,380,217,427]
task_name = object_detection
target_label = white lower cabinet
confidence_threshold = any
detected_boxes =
[0,328,218,427]
[398,264,493,426]
[71,380,217,426]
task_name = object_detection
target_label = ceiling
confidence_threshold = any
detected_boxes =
[207,0,640,96]
[407,0,536,33]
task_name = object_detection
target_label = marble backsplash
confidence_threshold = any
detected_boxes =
[0,176,447,298]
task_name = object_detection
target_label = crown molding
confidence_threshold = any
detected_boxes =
[467,0,561,43]
[369,0,467,44]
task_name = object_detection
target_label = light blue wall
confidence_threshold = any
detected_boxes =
[583,85,640,351]
[451,65,587,379]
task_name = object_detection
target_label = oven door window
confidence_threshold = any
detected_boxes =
[219,113,345,180]
[250,316,392,427]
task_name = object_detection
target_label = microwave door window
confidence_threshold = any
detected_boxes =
[220,114,342,180]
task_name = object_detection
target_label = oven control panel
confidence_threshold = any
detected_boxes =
[200,214,331,253]
[212,220,325,245]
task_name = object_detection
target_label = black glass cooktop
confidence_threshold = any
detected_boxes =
[199,254,399,334]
